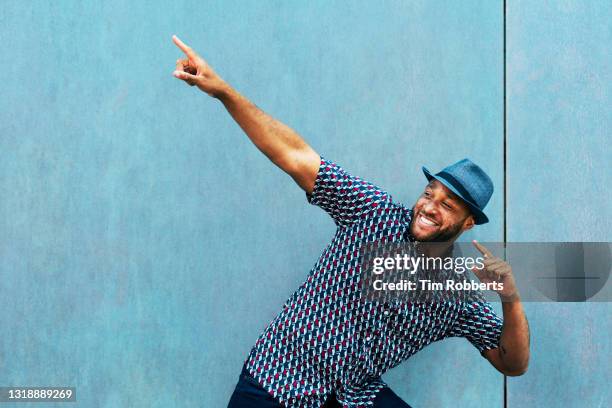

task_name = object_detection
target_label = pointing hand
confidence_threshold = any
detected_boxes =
[471,240,519,301]
[172,35,228,98]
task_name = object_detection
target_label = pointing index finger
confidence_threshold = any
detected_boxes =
[172,34,195,58]
[472,240,493,258]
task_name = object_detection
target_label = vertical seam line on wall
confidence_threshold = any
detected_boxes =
[503,0,508,407]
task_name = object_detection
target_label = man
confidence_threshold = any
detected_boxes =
[171,35,530,407]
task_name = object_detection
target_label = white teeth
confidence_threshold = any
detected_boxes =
[419,215,437,226]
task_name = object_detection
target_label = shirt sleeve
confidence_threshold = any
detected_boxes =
[305,155,393,228]
[450,293,504,355]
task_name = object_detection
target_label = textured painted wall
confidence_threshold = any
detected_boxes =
[507,1,611,407]
[4,1,607,407]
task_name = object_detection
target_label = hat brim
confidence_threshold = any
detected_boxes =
[422,166,489,225]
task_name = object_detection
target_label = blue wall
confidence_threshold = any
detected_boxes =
[507,1,611,407]
[0,1,608,407]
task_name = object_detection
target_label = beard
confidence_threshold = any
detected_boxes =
[409,211,466,243]
[423,221,464,242]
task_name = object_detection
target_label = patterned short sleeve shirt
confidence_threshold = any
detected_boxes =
[244,155,503,407]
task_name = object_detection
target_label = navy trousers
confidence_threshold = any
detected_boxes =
[227,364,412,407]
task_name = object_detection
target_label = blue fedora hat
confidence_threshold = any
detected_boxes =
[421,158,493,225]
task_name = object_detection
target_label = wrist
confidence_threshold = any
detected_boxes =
[215,82,234,102]
[500,290,521,302]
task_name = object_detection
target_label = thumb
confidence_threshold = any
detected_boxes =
[471,266,486,282]
[173,70,198,85]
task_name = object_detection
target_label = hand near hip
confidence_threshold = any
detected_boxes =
[172,35,228,98]
[471,240,520,301]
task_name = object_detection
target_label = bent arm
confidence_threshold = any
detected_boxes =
[217,86,321,194]
[483,297,530,376]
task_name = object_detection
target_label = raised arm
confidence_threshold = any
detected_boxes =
[171,35,320,194]
[471,240,530,376]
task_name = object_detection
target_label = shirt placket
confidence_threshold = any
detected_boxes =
[362,302,397,376]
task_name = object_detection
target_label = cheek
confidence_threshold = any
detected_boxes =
[439,212,456,228]
[413,199,425,210]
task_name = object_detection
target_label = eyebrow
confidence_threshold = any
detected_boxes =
[426,182,459,205]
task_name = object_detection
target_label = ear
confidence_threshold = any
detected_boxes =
[462,214,476,231]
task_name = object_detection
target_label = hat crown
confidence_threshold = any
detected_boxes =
[439,158,493,208]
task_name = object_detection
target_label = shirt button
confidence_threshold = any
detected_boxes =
[383,310,390,316]
[366,336,372,342]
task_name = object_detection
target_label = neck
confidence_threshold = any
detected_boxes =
[418,240,455,258]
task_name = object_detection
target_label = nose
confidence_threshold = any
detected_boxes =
[421,200,439,215]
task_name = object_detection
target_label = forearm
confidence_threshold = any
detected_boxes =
[171,36,319,191]
[498,296,530,375]
[217,85,314,173]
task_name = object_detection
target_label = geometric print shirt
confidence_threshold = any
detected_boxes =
[244,155,503,407]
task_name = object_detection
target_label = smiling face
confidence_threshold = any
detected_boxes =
[409,179,476,242]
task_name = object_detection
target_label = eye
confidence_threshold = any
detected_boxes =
[442,202,453,210]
